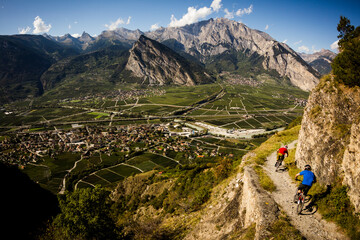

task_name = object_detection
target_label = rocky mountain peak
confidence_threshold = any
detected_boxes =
[79,31,94,42]
[146,18,319,91]
[125,35,211,86]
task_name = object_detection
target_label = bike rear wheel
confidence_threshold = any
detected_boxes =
[275,160,281,171]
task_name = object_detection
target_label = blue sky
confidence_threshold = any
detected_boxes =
[1,0,359,53]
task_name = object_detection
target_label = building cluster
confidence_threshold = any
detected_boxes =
[221,72,262,87]
[60,88,166,104]
[0,123,221,167]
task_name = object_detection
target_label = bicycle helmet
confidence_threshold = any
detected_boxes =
[285,145,288,148]
[304,164,311,170]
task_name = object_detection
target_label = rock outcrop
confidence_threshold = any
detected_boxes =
[147,18,320,91]
[295,75,360,212]
[126,35,212,86]
[184,166,279,240]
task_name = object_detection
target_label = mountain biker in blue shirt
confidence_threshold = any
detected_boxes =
[295,164,316,196]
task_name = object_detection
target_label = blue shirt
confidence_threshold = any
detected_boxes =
[300,170,315,186]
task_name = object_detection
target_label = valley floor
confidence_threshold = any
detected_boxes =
[263,142,348,240]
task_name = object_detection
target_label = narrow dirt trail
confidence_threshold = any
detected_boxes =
[263,141,348,240]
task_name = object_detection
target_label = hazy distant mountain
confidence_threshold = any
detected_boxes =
[44,32,96,51]
[99,28,144,43]
[0,35,78,103]
[299,49,337,75]
[126,35,213,86]
[40,44,131,94]
[79,31,94,43]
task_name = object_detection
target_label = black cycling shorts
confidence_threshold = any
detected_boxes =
[298,183,311,196]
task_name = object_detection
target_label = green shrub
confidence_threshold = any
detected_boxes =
[52,186,119,239]
[312,185,360,239]
[268,211,304,240]
[254,165,276,192]
[285,116,302,130]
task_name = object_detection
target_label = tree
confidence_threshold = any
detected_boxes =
[52,186,119,239]
[337,16,355,49]
[332,17,360,87]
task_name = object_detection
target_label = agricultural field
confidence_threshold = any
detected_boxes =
[0,79,307,132]
[1,78,308,193]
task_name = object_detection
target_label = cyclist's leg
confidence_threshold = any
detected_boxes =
[276,153,283,166]
[294,184,304,202]
[279,154,284,165]
[303,185,311,197]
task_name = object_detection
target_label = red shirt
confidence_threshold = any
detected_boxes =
[278,147,288,155]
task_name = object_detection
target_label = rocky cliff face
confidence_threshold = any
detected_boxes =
[147,18,319,91]
[295,76,360,212]
[184,166,279,240]
[126,35,211,86]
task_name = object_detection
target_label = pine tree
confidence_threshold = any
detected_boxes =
[332,16,360,87]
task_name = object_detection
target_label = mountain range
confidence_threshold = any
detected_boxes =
[0,18,333,104]
[299,49,337,75]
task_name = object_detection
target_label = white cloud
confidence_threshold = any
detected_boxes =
[211,0,222,12]
[236,4,253,17]
[224,8,234,19]
[68,24,71,29]
[126,16,132,25]
[169,0,224,28]
[265,24,269,30]
[74,21,78,24]
[169,6,212,27]
[282,39,288,44]
[105,18,125,30]
[298,45,310,53]
[294,40,302,45]
[311,45,320,53]
[71,33,81,38]
[330,40,339,52]
[33,16,52,34]
[18,26,31,34]
[150,23,160,31]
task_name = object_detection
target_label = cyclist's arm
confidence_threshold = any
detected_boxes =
[313,175,317,183]
[295,173,300,180]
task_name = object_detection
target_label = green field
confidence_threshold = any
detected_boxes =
[108,164,142,177]
[72,152,179,189]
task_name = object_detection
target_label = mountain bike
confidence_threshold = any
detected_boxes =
[294,179,305,214]
[275,154,284,172]
[275,159,283,172]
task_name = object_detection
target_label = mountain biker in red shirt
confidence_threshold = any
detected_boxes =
[275,145,288,167]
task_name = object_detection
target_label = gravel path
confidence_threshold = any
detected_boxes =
[263,141,348,240]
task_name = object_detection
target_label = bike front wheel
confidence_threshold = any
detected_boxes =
[296,198,304,215]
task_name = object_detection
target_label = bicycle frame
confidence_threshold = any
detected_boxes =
[296,189,305,214]
[295,178,305,214]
